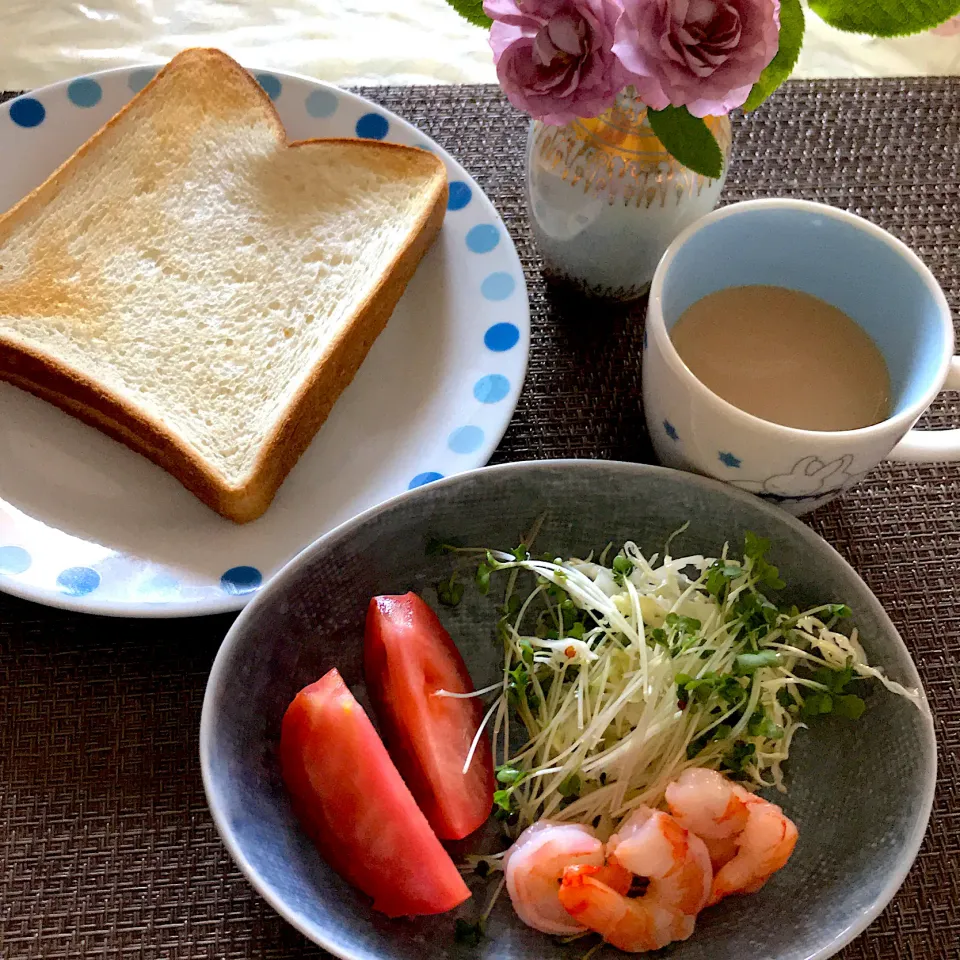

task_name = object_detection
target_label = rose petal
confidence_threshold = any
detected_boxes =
[547,12,588,56]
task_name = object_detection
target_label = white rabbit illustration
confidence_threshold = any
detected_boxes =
[735,455,860,499]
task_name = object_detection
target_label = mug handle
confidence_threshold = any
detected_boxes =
[889,356,960,462]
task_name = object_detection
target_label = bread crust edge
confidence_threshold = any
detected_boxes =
[0,48,449,524]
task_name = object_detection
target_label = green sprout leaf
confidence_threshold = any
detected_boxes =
[810,0,960,37]
[476,561,492,595]
[665,613,703,635]
[801,690,834,718]
[437,572,465,607]
[735,650,781,674]
[443,0,493,29]
[426,536,464,556]
[647,106,724,180]
[454,918,486,946]
[813,664,856,693]
[833,694,867,720]
[826,603,853,619]
[496,764,525,785]
[744,0,805,112]
[748,711,785,740]
[705,561,744,598]
[743,531,771,561]
[558,773,582,798]
[722,739,757,775]
[492,788,514,813]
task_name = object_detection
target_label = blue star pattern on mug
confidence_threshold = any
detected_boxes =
[719,451,742,468]
[664,420,679,442]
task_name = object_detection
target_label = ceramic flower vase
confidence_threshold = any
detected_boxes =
[525,87,733,301]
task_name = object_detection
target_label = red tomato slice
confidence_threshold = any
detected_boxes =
[279,668,470,917]
[364,593,495,840]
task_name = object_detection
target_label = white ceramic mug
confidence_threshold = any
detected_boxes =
[643,199,960,515]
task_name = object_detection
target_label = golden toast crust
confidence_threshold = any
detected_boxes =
[0,48,448,523]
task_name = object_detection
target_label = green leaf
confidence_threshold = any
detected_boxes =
[437,572,464,607]
[492,788,514,813]
[833,694,867,720]
[801,691,834,718]
[665,613,703,635]
[558,773,582,798]
[705,561,744,598]
[810,0,960,37]
[647,106,724,180]
[426,536,464,556]
[748,711,785,740]
[454,919,485,946]
[744,0,805,112]
[495,765,524,785]
[443,0,493,29]
[826,603,853,619]
[735,650,781,674]
[722,739,757,775]
[743,531,771,562]
[476,562,492,595]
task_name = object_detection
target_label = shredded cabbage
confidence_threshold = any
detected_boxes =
[441,530,921,839]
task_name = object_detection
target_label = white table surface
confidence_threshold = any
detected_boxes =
[3,0,960,91]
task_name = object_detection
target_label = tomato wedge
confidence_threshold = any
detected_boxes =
[279,668,470,917]
[364,593,495,840]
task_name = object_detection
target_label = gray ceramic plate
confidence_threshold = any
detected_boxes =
[200,461,936,960]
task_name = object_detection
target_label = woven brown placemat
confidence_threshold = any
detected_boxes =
[1,80,958,959]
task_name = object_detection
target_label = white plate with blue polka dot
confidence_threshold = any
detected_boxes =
[0,65,529,617]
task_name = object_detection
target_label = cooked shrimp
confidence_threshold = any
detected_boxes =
[709,791,798,905]
[504,822,622,935]
[665,767,798,904]
[665,767,750,868]
[558,808,712,952]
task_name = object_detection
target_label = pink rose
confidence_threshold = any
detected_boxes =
[933,14,960,36]
[484,0,628,125]
[612,0,781,117]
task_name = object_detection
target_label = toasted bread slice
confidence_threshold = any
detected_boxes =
[0,48,448,522]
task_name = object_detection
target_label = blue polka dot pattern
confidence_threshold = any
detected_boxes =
[305,88,339,118]
[221,566,262,595]
[0,546,31,575]
[256,73,282,101]
[481,272,516,301]
[447,181,472,211]
[466,224,500,254]
[139,572,180,596]
[356,113,389,140]
[9,97,45,128]
[409,471,444,490]
[448,425,484,455]
[57,566,100,597]
[484,322,521,352]
[473,374,510,404]
[128,68,158,93]
[67,78,102,108]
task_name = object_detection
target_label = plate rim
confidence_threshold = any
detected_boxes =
[0,61,530,618]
